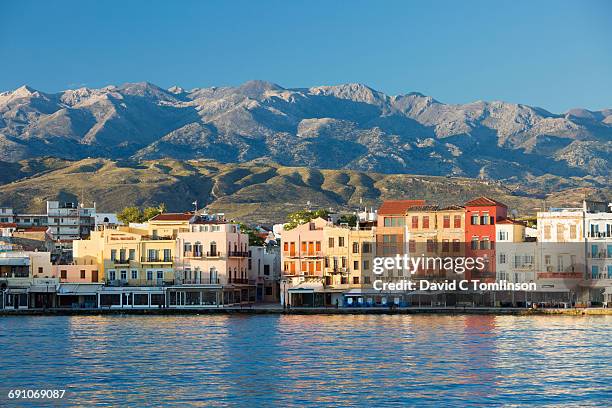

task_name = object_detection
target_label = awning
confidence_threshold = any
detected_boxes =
[288,282,324,293]
[57,284,103,296]
[29,285,57,293]
[0,258,29,266]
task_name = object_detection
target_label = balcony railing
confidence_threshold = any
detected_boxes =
[175,278,221,285]
[141,257,173,263]
[228,278,249,284]
[228,251,249,257]
[589,252,612,259]
[106,279,175,287]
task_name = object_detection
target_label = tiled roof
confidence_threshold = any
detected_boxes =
[378,200,426,215]
[18,226,49,232]
[440,205,464,211]
[406,205,439,212]
[149,213,194,221]
[497,218,526,225]
[465,197,507,208]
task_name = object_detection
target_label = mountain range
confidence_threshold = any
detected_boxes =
[1,80,610,189]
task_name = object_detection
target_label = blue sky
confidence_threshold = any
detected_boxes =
[1,0,610,113]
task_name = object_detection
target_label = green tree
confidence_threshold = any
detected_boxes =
[117,206,143,224]
[239,223,265,246]
[337,214,358,227]
[284,209,329,230]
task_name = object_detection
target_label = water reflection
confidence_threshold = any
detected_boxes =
[0,315,610,406]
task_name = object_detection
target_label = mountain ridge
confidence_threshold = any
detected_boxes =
[1,80,610,189]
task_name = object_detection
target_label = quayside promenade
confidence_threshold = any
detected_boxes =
[2,305,611,316]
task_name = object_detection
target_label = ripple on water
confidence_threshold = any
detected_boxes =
[0,315,610,407]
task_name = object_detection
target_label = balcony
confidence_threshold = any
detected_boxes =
[175,278,221,285]
[141,257,173,264]
[228,278,250,284]
[510,262,535,270]
[228,251,249,257]
[206,251,221,258]
[107,279,174,287]
[112,259,131,266]
[589,252,612,260]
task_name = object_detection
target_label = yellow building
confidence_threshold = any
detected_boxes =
[73,213,194,285]
[282,218,376,306]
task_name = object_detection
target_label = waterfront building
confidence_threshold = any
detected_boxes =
[464,197,508,282]
[0,248,54,309]
[376,199,425,256]
[248,245,281,302]
[281,217,377,307]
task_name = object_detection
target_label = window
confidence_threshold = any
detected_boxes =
[121,270,127,280]
[471,214,479,225]
[353,277,360,284]
[362,242,372,253]
[454,215,461,228]
[352,242,359,253]
[316,241,321,252]
[353,260,359,270]
[426,239,435,252]
[409,240,416,252]
[147,270,153,281]
[364,276,371,284]
[443,215,450,228]
[119,249,126,262]
[411,216,419,229]
[328,237,334,248]
[499,231,508,241]
[265,286,273,296]
[338,237,345,247]
[452,239,460,252]
[301,241,307,252]
[109,270,116,281]
[569,225,577,239]
[544,225,551,240]
[131,270,138,280]
[163,249,171,262]
[480,238,490,250]
[423,216,430,229]
[148,249,156,261]
[499,254,506,264]
[284,242,288,251]
[80,270,86,279]
[129,249,136,260]
[264,265,270,276]
[341,257,347,268]
[363,260,370,270]
[38,267,43,275]
[110,249,117,261]
[61,270,67,279]
[557,256,564,272]
[471,238,479,250]
[480,215,489,225]
[157,270,164,280]
[442,239,449,252]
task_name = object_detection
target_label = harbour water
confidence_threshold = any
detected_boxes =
[0,315,610,406]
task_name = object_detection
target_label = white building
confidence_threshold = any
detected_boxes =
[248,245,281,302]
[0,207,14,223]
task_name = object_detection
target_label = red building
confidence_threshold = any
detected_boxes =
[464,197,508,282]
